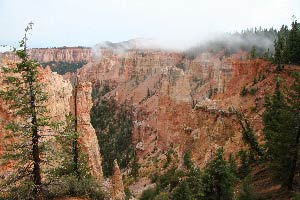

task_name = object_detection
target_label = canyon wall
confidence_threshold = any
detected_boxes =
[0,61,104,183]
[72,80,104,181]
[0,47,92,63]
[1,46,283,198]
[69,48,276,197]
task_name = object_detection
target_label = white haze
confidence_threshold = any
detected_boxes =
[0,0,299,50]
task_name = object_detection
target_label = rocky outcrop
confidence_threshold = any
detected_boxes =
[73,80,103,181]
[0,62,104,184]
[111,160,125,200]
[0,47,91,63]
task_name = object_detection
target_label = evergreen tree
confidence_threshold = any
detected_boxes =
[47,114,104,199]
[183,151,193,170]
[185,168,203,200]
[236,111,263,157]
[52,114,83,178]
[171,181,192,200]
[0,23,49,199]
[237,176,259,200]
[130,153,140,180]
[262,76,300,189]
[201,148,236,200]
[285,75,300,189]
[286,19,300,65]
[274,19,300,65]
[250,46,257,59]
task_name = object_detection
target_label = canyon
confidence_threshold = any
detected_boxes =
[0,45,299,199]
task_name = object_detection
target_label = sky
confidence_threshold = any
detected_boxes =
[0,0,299,50]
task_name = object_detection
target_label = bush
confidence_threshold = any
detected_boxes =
[249,87,258,95]
[237,176,259,200]
[183,151,193,170]
[140,187,159,200]
[240,86,248,96]
[45,175,106,200]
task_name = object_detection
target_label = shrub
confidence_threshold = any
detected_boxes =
[240,86,248,96]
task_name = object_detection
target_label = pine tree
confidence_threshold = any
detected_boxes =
[285,75,300,189]
[130,153,140,180]
[201,148,236,200]
[0,23,49,199]
[286,19,300,65]
[237,176,259,200]
[47,114,105,199]
[250,46,257,59]
[262,76,300,189]
[236,111,262,157]
[171,181,192,200]
[53,114,83,178]
[183,151,193,170]
[185,168,203,200]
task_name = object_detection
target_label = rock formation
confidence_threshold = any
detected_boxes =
[73,80,103,181]
[111,160,125,200]
[0,47,92,63]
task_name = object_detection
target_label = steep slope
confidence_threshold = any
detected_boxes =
[70,47,287,197]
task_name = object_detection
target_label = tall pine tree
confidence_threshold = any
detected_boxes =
[263,76,300,189]
[0,23,49,199]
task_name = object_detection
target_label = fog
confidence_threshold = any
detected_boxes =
[0,0,299,51]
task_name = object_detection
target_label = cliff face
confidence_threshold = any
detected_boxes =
[72,80,103,181]
[0,62,104,183]
[69,48,278,196]
[1,46,291,198]
[0,47,91,63]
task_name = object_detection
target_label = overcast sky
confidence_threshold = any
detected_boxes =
[0,0,299,49]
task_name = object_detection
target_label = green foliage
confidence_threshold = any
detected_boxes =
[91,86,135,177]
[274,18,300,65]
[237,176,259,200]
[236,111,262,158]
[249,46,257,59]
[240,86,248,96]
[130,154,140,180]
[263,75,300,189]
[184,168,204,199]
[183,151,193,170]
[140,187,160,200]
[0,22,51,199]
[238,150,251,178]
[253,76,258,85]
[185,27,277,58]
[0,24,104,200]
[143,150,237,200]
[163,149,173,168]
[45,175,105,200]
[263,77,293,183]
[228,154,238,176]
[41,61,87,75]
[249,87,258,95]
[201,148,236,200]
[171,181,192,200]
[125,187,132,200]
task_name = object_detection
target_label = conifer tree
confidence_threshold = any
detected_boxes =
[263,76,300,189]
[171,181,192,200]
[285,75,300,189]
[237,176,259,200]
[201,148,236,200]
[0,23,49,199]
